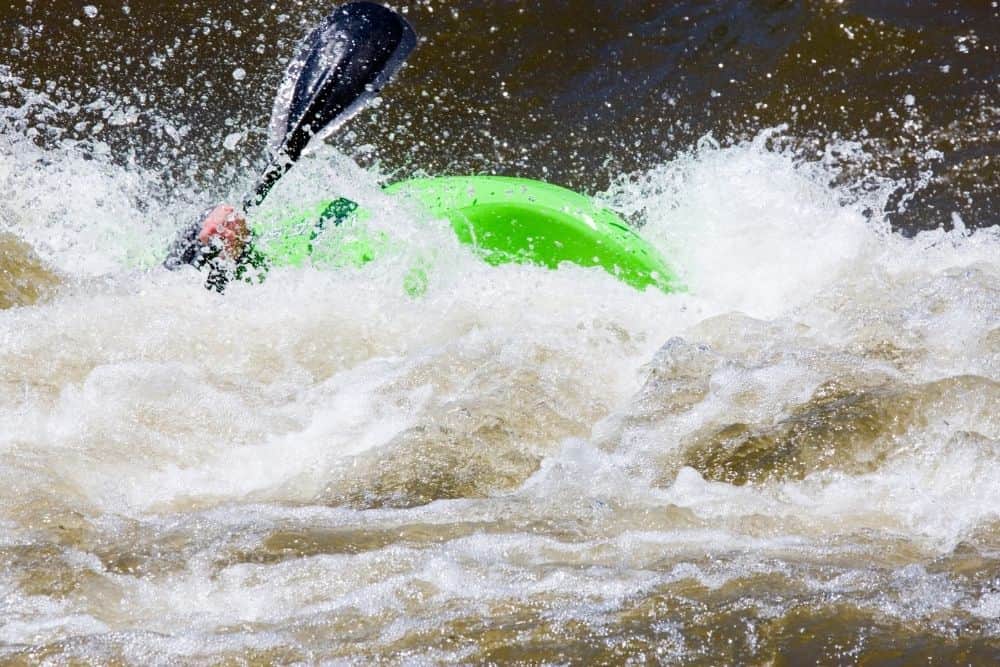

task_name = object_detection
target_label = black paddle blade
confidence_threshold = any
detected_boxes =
[269,1,416,163]
[246,2,415,208]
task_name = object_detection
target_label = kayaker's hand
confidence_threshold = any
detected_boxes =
[198,205,249,259]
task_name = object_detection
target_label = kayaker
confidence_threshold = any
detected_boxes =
[158,4,676,296]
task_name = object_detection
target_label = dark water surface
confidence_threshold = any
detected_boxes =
[1,1,999,665]
[3,0,997,232]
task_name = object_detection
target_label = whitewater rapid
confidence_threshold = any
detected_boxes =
[1,127,998,662]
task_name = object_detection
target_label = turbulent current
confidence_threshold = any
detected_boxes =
[2,1,999,664]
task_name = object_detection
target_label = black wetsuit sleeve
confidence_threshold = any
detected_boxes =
[163,210,213,271]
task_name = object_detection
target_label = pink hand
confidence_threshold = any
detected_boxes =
[198,205,249,259]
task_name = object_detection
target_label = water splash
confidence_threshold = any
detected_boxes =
[1,113,998,661]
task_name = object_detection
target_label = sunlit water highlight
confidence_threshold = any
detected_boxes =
[1,125,998,663]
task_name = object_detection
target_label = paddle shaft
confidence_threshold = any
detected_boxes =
[243,157,292,211]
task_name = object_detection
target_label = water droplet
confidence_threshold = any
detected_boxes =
[83,5,98,18]
[232,67,246,81]
[904,94,916,107]
[223,132,243,150]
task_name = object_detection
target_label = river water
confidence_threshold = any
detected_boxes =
[1,1,999,664]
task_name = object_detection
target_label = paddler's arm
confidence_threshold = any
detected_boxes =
[163,204,268,292]
[163,204,249,270]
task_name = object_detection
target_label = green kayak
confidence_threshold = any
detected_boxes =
[251,175,679,295]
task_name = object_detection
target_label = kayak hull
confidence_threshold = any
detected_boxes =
[255,176,678,294]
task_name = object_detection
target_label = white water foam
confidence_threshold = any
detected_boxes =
[1,126,997,655]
